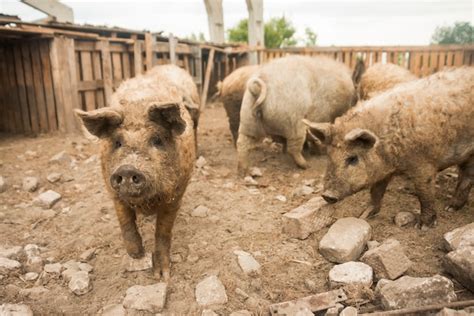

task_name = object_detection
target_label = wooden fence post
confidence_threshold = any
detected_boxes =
[98,39,113,105]
[200,48,215,110]
[133,39,142,75]
[169,33,177,65]
[192,45,203,94]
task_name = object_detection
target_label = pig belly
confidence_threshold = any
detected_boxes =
[438,141,474,171]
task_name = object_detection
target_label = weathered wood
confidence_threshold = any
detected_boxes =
[359,299,474,315]
[5,46,23,133]
[122,53,131,79]
[30,40,49,132]
[453,51,463,66]
[133,40,142,75]
[49,37,66,131]
[169,33,177,65]
[192,45,203,90]
[0,46,15,132]
[200,48,215,110]
[80,50,96,111]
[38,40,58,131]
[60,37,80,132]
[0,46,7,132]
[145,32,154,70]
[77,80,104,91]
[12,43,31,134]
[92,51,105,108]
[112,52,123,89]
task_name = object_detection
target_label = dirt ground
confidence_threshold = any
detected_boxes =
[0,104,473,315]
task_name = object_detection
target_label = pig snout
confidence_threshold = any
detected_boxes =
[110,165,147,197]
[322,191,339,204]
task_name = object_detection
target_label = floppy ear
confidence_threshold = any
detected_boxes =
[302,119,332,145]
[148,102,186,135]
[75,108,123,138]
[344,128,378,149]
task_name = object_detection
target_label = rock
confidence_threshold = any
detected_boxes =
[233,250,261,275]
[25,256,43,273]
[44,263,62,274]
[375,278,391,296]
[230,310,252,316]
[292,185,314,197]
[340,306,358,316]
[49,151,71,164]
[328,261,373,288]
[34,190,62,209]
[437,307,472,316]
[235,287,249,300]
[124,252,152,272]
[196,156,207,168]
[195,275,228,306]
[24,272,39,281]
[22,177,39,192]
[275,195,287,202]
[367,240,380,250]
[394,211,416,227]
[170,253,182,263]
[319,217,372,263]
[79,248,96,261]
[0,246,23,260]
[24,244,40,257]
[283,197,333,240]
[378,275,456,310]
[122,283,167,313]
[247,188,260,195]
[444,223,474,251]
[101,304,126,316]
[191,205,209,218]
[244,176,258,186]
[19,286,49,300]
[46,172,62,183]
[202,310,218,316]
[361,239,412,280]
[69,271,92,295]
[325,303,344,316]
[78,262,93,272]
[249,167,263,177]
[443,246,474,292]
[304,279,317,292]
[0,257,21,272]
[0,304,33,316]
[0,176,7,193]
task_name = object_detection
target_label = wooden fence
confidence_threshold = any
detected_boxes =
[259,45,474,77]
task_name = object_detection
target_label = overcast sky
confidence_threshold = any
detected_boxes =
[1,0,472,46]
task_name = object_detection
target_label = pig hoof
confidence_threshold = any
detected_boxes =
[127,246,145,259]
[295,160,309,169]
[359,206,379,219]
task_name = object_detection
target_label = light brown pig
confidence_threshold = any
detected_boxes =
[237,55,356,173]
[305,67,474,229]
[75,64,198,280]
[214,65,259,145]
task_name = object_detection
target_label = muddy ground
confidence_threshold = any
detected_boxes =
[0,104,473,315]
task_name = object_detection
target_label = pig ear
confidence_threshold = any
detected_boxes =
[74,108,123,138]
[302,119,332,144]
[148,103,186,135]
[344,128,378,149]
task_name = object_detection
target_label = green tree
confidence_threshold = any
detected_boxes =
[227,16,299,48]
[304,27,318,46]
[431,21,473,44]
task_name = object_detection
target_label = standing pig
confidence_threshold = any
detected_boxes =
[214,65,259,146]
[75,64,198,280]
[237,56,356,173]
[304,67,474,229]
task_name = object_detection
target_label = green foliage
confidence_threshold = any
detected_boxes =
[431,21,473,44]
[186,32,207,42]
[228,19,249,44]
[304,27,318,46]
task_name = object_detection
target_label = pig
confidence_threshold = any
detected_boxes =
[75,64,198,280]
[237,55,356,173]
[214,65,259,145]
[356,62,417,100]
[304,67,474,230]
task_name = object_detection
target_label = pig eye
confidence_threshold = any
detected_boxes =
[151,136,163,148]
[114,139,122,149]
[345,155,359,166]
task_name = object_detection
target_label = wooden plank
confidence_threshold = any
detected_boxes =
[0,46,6,132]
[412,52,422,77]
[438,51,446,69]
[145,32,153,70]
[133,40,142,76]
[200,48,215,110]
[63,37,80,132]
[169,33,176,65]
[20,42,39,133]
[112,52,123,88]
[77,80,104,91]
[453,51,463,66]
[446,52,455,66]
[80,50,96,111]
[429,51,438,73]
[30,41,49,132]
[421,51,430,76]
[38,40,57,131]
[75,51,83,110]
[122,53,131,79]
[0,46,14,132]
[5,46,23,133]
[49,37,66,132]
[92,51,105,109]
[12,43,31,134]
[99,40,113,103]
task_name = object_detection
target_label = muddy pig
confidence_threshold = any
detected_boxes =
[237,55,356,173]
[304,67,474,229]
[214,65,259,146]
[75,64,198,280]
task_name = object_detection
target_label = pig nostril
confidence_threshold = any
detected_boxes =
[132,175,140,184]
[116,176,123,184]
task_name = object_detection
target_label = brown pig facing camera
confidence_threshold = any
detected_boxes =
[304,67,474,230]
[75,65,198,280]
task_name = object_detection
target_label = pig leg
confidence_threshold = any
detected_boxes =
[359,176,392,219]
[153,207,178,281]
[287,135,308,169]
[410,167,438,230]
[446,158,474,212]
[237,133,260,175]
[114,201,144,258]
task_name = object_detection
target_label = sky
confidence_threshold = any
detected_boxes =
[1,0,472,46]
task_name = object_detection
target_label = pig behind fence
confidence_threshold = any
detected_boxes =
[237,55,356,174]
[305,66,474,230]
[75,64,198,280]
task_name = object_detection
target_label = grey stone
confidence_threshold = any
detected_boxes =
[361,239,412,280]
[101,304,126,316]
[292,185,314,197]
[68,270,92,295]
[367,240,380,250]
[444,223,474,251]
[328,261,373,288]
[170,253,182,263]
[233,250,261,274]
[22,177,39,192]
[78,262,93,272]
[25,256,43,273]
[34,190,61,209]
[196,156,207,168]
[44,263,62,274]
[19,286,49,300]
[319,217,372,263]
[0,246,23,260]
[124,252,152,272]
[437,307,473,316]
[244,176,258,186]
[195,275,228,306]
[379,275,456,310]
[79,248,96,261]
[325,303,344,316]
[24,272,39,281]
[275,195,287,202]
[0,304,33,316]
[46,172,62,183]
[443,246,474,292]
[0,257,21,272]
[191,205,209,218]
[24,244,40,257]
[375,278,391,296]
[249,167,263,177]
[340,306,358,316]
[394,211,416,227]
[49,151,71,164]
[122,283,167,313]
